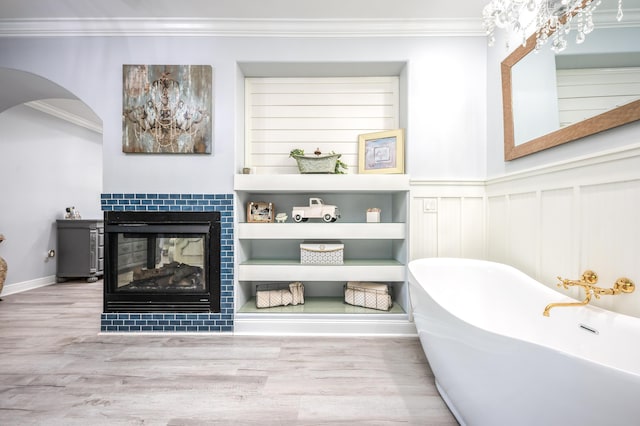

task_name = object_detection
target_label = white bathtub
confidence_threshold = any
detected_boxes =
[408,257,640,426]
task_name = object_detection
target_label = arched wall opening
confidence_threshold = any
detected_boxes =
[0,68,103,294]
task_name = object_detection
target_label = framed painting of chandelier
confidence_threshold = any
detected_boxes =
[122,64,213,154]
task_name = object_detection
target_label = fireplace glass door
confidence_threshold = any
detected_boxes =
[115,231,206,293]
[104,211,220,313]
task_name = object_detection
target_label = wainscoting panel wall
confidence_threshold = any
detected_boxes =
[539,187,576,291]
[410,145,640,318]
[409,181,486,261]
[579,180,640,314]
[506,191,538,276]
[486,145,640,317]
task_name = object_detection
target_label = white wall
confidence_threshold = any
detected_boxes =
[0,36,488,192]
[0,105,102,293]
[1,27,639,319]
[0,34,487,296]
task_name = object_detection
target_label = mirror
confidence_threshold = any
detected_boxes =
[502,26,640,160]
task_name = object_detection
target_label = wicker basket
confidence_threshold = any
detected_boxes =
[344,282,393,311]
[255,282,305,308]
[291,153,340,174]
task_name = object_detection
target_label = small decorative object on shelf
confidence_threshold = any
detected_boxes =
[64,206,81,219]
[292,197,340,223]
[247,201,274,223]
[0,233,6,300]
[344,282,393,311]
[366,208,381,223]
[275,212,288,223]
[289,148,348,174]
[300,241,344,265]
[256,282,305,308]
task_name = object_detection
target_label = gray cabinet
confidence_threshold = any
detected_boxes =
[56,219,104,282]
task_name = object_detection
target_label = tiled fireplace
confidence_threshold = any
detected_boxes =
[100,193,233,332]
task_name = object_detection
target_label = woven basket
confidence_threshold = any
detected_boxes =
[292,153,340,174]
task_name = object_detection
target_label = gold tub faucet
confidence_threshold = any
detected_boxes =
[543,270,635,317]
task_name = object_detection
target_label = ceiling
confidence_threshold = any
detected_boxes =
[0,0,489,20]
[1,0,634,22]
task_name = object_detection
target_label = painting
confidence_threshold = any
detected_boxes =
[122,65,213,154]
[358,129,404,174]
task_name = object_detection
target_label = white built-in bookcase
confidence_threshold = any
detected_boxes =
[234,174,413,335]
[235,74,413,335]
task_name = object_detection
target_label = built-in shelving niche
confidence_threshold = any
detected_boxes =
[234,174,415,335]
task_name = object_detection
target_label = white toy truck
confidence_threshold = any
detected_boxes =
[292,198,340,223]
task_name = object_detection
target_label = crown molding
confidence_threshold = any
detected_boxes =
[594,8,640,27]
[0,17,485,38]
[25,101,102,134]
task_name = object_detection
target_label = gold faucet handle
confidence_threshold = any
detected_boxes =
[614,278,635,293]
[556,270,598,289]
[581,270,598,284]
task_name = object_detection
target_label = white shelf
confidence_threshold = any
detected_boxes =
[238,259,405,281]
[234,173,411,335]
[234,173,410,193]
[237,222,405,239]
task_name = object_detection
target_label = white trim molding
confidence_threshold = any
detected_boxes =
[0,275,56,297]
[25,101,102,134]
[487,143,640,194]
[0,17,484,38]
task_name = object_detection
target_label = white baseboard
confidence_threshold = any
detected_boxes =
[0,275,56,297]
[234,316,417,336]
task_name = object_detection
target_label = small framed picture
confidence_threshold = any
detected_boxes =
[358,129,404,174]
[247,201,274,223]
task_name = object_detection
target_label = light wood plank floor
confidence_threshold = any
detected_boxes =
[0,280,458,425]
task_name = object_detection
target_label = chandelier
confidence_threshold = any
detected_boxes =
[482,0,624,52]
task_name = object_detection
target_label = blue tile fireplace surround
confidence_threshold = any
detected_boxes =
[100,193,234,332]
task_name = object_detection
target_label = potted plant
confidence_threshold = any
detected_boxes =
[289,148,347,174]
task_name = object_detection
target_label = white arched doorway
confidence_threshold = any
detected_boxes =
[0,68,102,295]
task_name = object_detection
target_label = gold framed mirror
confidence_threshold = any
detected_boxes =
[502,31,640,161]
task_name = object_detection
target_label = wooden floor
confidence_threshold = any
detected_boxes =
[0,280,458,425]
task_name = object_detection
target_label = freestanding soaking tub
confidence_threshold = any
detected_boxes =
[408,257,640,426]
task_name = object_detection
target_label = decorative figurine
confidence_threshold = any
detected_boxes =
[292,198,340,223]
[275,213,288,223]
[65,206,81,219]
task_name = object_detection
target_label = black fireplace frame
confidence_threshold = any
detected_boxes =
[103,211,221,313]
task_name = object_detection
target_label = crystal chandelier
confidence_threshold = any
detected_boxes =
[483,0,624,52]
